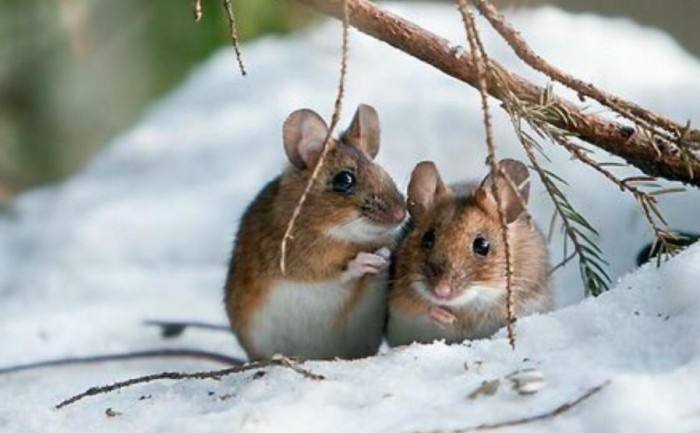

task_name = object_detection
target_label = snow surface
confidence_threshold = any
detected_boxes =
[1,3,700,432]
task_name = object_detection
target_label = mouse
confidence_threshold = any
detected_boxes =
[224,104,406,360]
[386,159,552,346]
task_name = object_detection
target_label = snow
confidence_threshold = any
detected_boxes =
[1,3,700,432]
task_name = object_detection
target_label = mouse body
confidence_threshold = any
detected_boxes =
[387,159,552,346]
[225,105,406,360]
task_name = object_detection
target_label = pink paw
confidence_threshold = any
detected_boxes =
[429,306,457,329]
[342,247,391,281]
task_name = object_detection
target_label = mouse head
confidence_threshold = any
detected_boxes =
[282,104,406,243]
[402,159,534,306]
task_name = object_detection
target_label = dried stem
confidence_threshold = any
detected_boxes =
[457,0,515,349]
[472,0,698,145]
[422,380,610,432]
[55,356,324,410]
[223,0,247,76]
[280,0,350,274]
[294,0,700,186]
[0,349,241,376]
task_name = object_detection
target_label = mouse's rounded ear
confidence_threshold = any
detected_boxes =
[408,161,451,221]
[476,158,530,223]
[283,109,329,170]
[343,104,380,159]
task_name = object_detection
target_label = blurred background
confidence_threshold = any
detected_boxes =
[1,0,698,201]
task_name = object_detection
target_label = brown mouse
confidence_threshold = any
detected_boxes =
[224,104,406,360]
[386,159,552,346]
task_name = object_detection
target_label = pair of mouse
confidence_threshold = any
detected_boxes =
[223,104,552,361]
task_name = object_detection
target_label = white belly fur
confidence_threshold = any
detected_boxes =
[249,275,387,360]
[387,284,550,346]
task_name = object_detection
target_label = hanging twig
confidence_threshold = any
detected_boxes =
[457,0,515,349]
[191,1,246,75]
[55,356,324,410]
[279,0,350,274]
[294,0,700,186]
[0,349,241,376]
[223,0,247,76]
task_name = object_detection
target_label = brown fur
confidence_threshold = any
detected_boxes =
[388,160,551,344]
[224,107,405,360]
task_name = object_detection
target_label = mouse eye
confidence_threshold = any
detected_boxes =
[331,170,356,195]
[472,235,490,256]
[421,229,435,250]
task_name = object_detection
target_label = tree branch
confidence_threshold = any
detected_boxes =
[295,0,699,186]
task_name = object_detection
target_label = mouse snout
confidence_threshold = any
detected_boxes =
[433,279,453,299]
[362,195,406,226]
[389,206,406,224]
[426,261,456,300]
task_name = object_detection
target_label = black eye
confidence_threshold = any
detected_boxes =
[332,170,356,195]
[472,235,490,256]
[421,229,435,250]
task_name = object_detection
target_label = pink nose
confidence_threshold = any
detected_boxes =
[433,281,452,299]
[391,207,406,224]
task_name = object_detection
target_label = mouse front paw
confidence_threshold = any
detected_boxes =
[342,247,391,281]
[429,306,457,329]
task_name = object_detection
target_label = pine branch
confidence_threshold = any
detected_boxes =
[293,0,700,186]
[471,0,698,147]
[499,91,611,295]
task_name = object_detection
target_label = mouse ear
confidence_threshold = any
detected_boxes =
[476,159,530,223]
[343,104,380,159]
[283,109,329,170]
[408,161,451,221]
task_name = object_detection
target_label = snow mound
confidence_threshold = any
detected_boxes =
[1,3,699,432]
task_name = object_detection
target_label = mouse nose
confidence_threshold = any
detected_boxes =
[433,279,453,299]
[390,206,406,224]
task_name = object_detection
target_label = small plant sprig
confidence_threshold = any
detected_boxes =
[507,108,611,296]
[496,77,686,294]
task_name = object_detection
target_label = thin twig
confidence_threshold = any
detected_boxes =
[423,380,610,432]
[0,349,242,376]
[55,357,324,409]
[457,0,516,350]
[223,0,247,76]
[472,0,697,146]
[279,0,350,274]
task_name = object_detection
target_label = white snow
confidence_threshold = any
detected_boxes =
[1,3,700,432]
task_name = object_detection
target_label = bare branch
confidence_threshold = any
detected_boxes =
[471,0,698,144]
[294,0,700,186]
[55,357,324,410]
